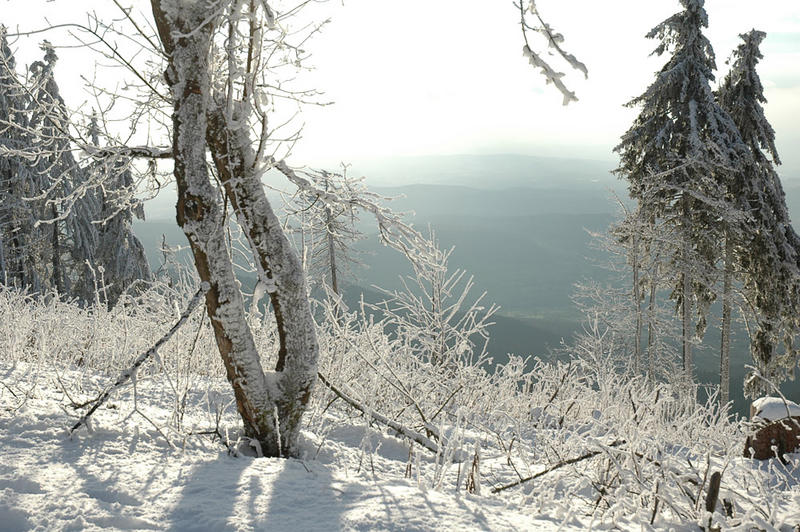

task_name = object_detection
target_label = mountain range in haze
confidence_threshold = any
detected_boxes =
[134,154,800,416]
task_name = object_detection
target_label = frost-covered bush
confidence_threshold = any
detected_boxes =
[306,290,797,529]
[1,269,796,529]
[0,284,218,376]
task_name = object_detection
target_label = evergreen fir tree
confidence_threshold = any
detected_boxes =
[717,30,800,398]
[2,39,150,306]
[87,114,152,307]
[27,41,102,299]
[0,28,52,293]
[615,0,751,381]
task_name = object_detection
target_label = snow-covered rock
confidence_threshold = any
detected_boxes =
[751,396,800,422]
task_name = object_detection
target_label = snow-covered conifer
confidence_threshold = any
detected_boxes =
[26,42,103,301]
[717,30,800,398]
[615,0,750,380]
[0,28,53,294]
[86,114,152,307]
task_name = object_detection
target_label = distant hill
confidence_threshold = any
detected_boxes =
[347,153,618,189]
[372,183,620,217]
[351,211,614,319]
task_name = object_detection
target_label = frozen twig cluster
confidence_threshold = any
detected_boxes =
[517,0,587,105]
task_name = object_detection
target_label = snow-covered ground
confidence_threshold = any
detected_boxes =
[0,336,800,532]
[0,362,590,531]
[0,362,800,532]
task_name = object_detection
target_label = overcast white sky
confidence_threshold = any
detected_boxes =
[5,0,800,175]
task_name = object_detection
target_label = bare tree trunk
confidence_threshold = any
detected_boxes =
[631,230,642,375]
[720,234,732,409]
[681,202,693,381]
[151,1,317,457]
[10,234,24,288]
[326,206,339,295]
[682,266,692,380]
[647,262,658,381]
[0,233,6,284]
[51,204,63,295]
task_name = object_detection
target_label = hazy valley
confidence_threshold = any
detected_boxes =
[134,154,800,418]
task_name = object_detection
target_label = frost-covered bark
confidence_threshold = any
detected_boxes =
[151,0,318,457]
[205,107,318,455]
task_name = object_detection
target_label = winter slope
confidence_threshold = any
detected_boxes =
[3,360,800,531]
[0,362,585,532]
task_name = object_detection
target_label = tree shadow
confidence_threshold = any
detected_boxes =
[167,438,341,531]
[255,457,341,530]
[49,427,170,530]
[166,449,251,531]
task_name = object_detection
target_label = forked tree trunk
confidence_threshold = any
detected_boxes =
[206,107,318,455]
[151,0,318,457]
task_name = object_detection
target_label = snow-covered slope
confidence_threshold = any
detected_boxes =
[1,280,799,532]
[0,363,581,532]
[3,360,800,531]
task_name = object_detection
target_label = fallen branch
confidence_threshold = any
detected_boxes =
[316,372,440,454]
[491,439,626,493]
[0,380,18,398]
[69,284,209,435]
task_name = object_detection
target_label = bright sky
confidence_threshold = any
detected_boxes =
[5,0,800,175]
[294,0,800,174]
